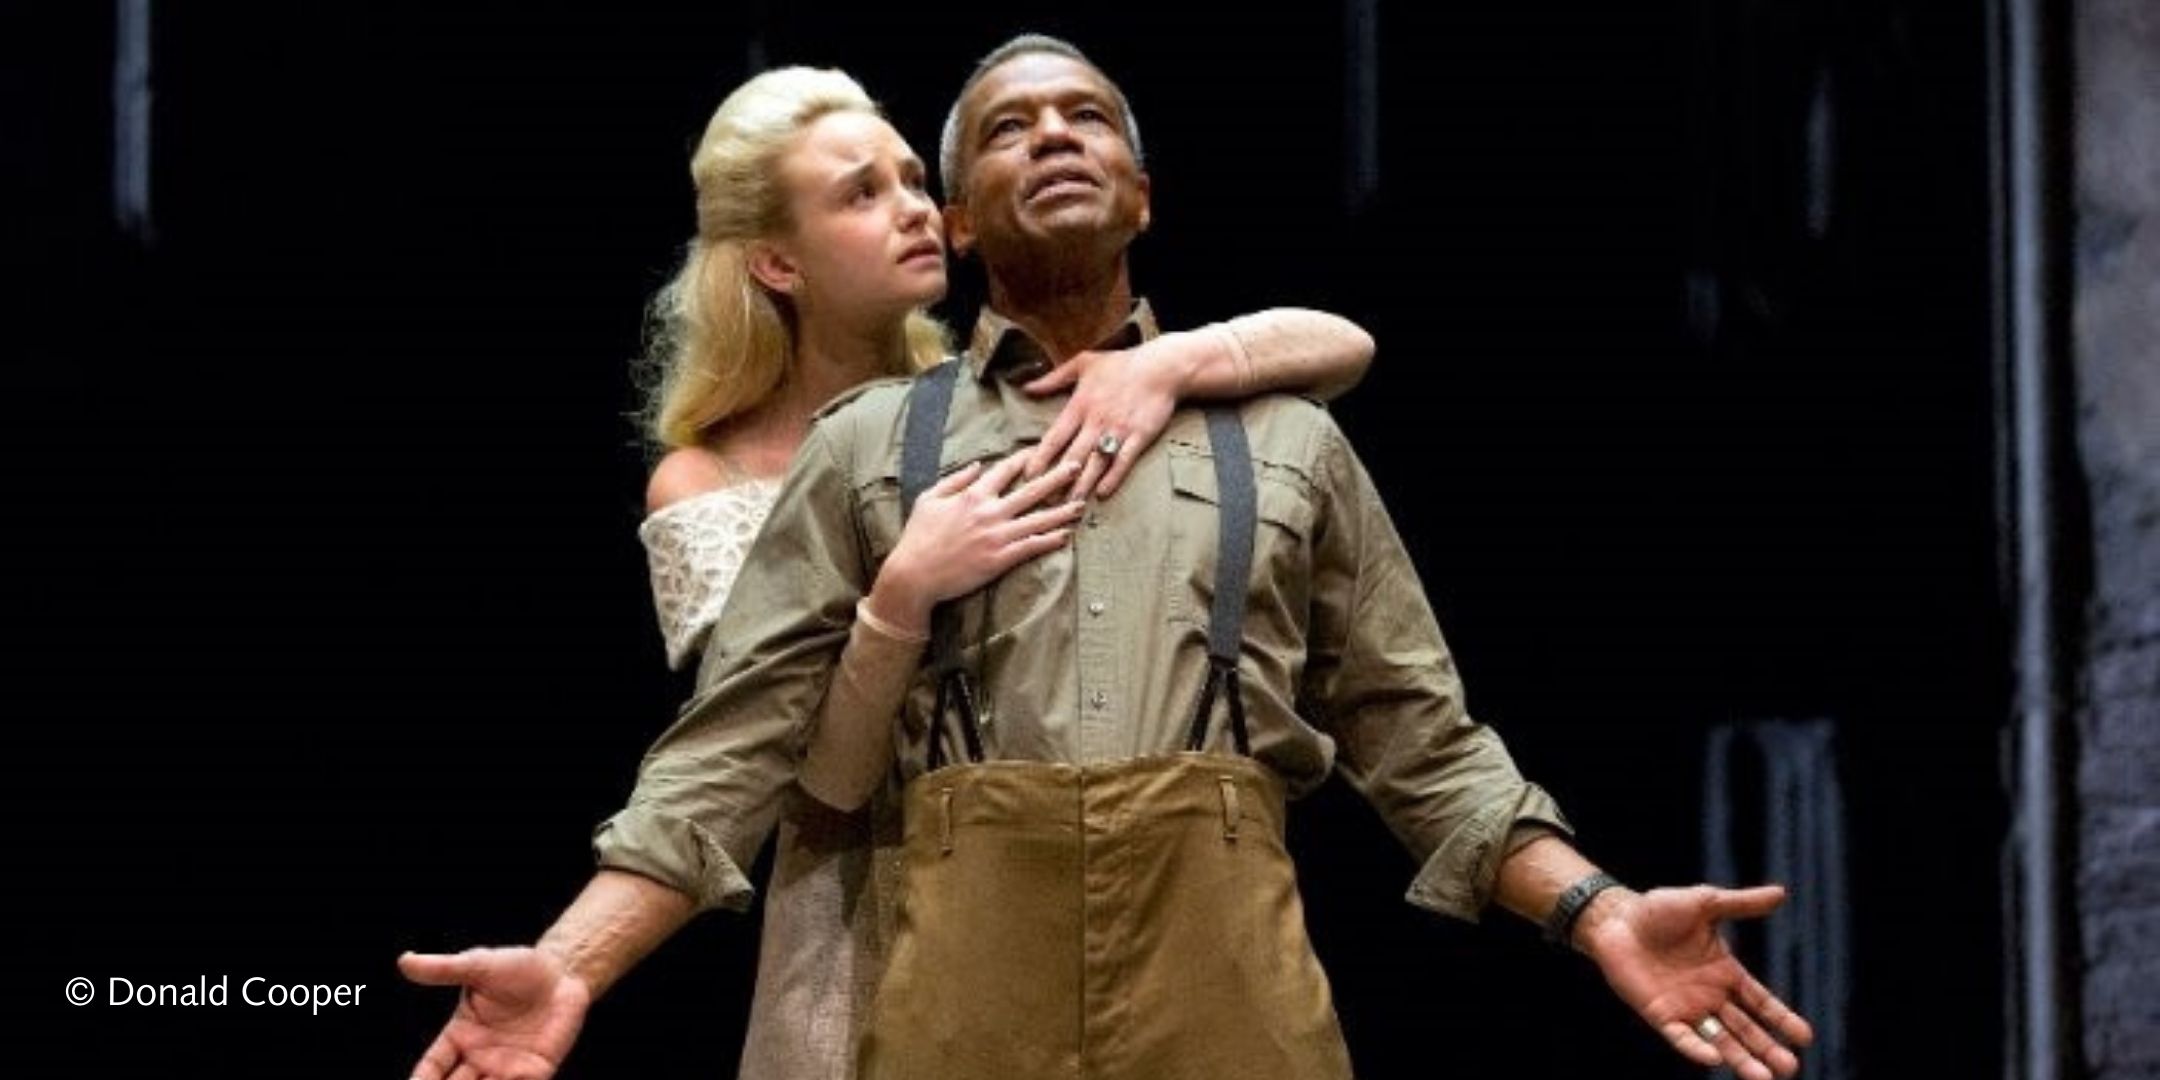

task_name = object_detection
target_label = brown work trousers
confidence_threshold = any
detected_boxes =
[857,752,1355,1080]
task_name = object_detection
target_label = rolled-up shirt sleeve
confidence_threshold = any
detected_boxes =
[592,422,870,913]
[1298,419,1572,923]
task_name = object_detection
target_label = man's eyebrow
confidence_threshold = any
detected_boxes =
[975,82,1113,132]
[973,96,1024,132]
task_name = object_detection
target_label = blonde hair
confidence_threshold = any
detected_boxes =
[639,66,949,451]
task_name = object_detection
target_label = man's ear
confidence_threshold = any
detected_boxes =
[1135,171,1152,234]
[746,240,802,294]
[945,200,976,256]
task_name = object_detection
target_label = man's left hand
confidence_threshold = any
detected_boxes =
[1576,884,1815,1080]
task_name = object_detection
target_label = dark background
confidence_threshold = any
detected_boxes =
[15,2,2007,1076]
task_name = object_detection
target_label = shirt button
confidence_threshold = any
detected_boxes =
[1087,600,1106,616]
[1090,689,1108,710]
[1085,511,1100,529]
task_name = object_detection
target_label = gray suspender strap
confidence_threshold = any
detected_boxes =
[1185,407,1257,756]
[1201,409,1258,663]
[899,359,959,517]
[898,360,985,768]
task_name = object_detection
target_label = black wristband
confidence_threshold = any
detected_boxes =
[1542,871,1623,947]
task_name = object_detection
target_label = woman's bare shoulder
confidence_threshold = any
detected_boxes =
[646,446,730,514]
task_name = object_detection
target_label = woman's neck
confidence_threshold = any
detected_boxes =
[721,311,907,476]
[788,311,904,411]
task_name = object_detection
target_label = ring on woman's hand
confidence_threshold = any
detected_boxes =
[1694,1016,1725,1041]
[1095,432,1123,458]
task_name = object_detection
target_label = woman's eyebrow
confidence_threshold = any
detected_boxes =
[830,161,877,191]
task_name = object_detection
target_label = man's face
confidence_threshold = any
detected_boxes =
[946,53,1150,267]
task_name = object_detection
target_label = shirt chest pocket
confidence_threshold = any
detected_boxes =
[1162,447,1316,638]
[856,477,906,569]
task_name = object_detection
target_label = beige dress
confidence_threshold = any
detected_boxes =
[641,482,901,1080]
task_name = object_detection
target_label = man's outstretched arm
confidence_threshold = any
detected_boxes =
[398,870,694,1080]
[1296,417,1813,1080]
[532,869,696,998]
[1492,835,1816,1080]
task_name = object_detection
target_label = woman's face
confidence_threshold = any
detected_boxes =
[768,111,946,321]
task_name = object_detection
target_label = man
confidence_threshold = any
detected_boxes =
[401,35,1813,1080]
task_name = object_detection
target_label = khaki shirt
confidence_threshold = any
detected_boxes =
[594,302,1570,922]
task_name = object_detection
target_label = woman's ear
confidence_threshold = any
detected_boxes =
[746,240,803,294]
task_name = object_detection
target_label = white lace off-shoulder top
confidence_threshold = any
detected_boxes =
[636,478,784,670]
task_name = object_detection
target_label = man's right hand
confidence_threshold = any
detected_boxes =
[399,946,591,1080]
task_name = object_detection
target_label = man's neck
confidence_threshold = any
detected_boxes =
[983,255,1135,363]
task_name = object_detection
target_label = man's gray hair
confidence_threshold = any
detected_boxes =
[937,34,1145,203]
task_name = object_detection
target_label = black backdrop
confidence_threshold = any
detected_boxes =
[16,2,2007,1076]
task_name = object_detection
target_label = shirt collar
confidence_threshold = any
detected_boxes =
[962,298,1161,384]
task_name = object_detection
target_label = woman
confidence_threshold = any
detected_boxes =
[635,66,1378,1080]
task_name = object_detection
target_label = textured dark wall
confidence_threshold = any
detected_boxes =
[2075,1,2160,1076]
